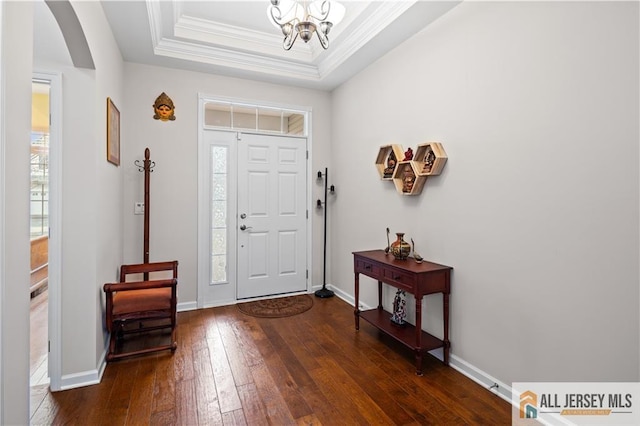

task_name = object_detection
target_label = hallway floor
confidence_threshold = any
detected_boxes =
[30,289,48,386]
[30,289,49,421]
[29,296,512,425]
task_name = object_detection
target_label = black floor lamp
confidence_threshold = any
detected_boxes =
[315,167,335,298]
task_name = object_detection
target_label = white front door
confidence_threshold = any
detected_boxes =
[236,133,307,299]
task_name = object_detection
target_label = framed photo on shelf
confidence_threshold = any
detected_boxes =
[106,97,120,166]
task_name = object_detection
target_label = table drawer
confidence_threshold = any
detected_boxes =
[355,259,382,279]
[383,268,414,291]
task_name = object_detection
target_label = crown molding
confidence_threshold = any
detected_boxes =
[145,0,408,84]
[174,15,314,62]
[154,38,322,81]
[318,1,416,77]
[149,0,321,80]
[146,0,162,49]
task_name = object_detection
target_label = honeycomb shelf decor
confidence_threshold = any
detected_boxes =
[414,142,447,176]
[392,161,427,196]
[375,144,404,180]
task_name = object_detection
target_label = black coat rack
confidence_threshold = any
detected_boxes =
[315,167,335,298]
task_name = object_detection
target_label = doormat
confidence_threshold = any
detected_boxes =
[236,294,313,318]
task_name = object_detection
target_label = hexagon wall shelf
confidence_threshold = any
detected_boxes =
[375,144,404,181]
[377,141,447,196]
[392,161,427,196]
[414,142,447,176]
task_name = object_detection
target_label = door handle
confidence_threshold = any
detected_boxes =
[240,224,252,231]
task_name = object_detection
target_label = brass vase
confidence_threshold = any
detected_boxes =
[390,233,411,260]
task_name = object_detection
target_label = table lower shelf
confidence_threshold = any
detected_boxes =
[359,308,444,353]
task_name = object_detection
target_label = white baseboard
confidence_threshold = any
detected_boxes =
[449,354,512,402]
[177,300,198,312]
[59,346,108,391]
[328,283,356,307]
[60,366,102,391]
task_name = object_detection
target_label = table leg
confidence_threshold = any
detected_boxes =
[415,294,423,375]
[354,272,360,330]
[377,281,382,309]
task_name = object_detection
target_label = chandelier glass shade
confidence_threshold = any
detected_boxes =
[268,0,345,50]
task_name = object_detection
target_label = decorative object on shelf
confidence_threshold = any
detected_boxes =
[315,167,336,298]
[383,151,397,178]
[385,227,390,254]
[402,164,416,193]
[403,147,413,161]
[411,238,423,263]
[106,97,120,166]
[153,92,176,121]
[268,0,345,51]
[390,232,411,260]
[392,161,426,196]
[391,289,407,327]
[414,142,447,176]
[424,148,435,172]
[375,144,403,180]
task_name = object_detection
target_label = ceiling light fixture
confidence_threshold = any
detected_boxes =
[268,0,345,51]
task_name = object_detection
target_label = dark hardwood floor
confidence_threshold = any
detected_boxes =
[30,296,512,425]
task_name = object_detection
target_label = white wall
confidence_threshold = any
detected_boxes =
[71,0,125,373]
[33,0,124,386]
[330,1,639,385]
[1,2,33,422]
[121,62,332,306]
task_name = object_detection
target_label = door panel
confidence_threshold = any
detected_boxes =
[237,133,307,299]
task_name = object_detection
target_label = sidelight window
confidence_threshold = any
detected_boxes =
[210,145,228,284]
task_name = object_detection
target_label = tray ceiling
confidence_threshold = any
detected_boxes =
[101,1,460,91]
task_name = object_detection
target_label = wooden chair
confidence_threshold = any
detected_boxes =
[103,260,178,361]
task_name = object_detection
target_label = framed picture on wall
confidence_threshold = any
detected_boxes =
[107,97,120,166]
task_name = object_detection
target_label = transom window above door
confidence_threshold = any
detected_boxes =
[204,101,307,136]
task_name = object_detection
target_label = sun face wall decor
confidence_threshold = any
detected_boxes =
[153,92,176,121]
[375,142,447,196]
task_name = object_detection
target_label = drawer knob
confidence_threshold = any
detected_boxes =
[364,265,371,270]
[393,275,401,280]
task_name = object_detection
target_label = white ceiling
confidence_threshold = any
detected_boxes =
[100,1,461,91]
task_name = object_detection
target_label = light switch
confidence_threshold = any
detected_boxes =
[134,202,145,215]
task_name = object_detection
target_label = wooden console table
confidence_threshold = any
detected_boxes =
[353,249,452,375]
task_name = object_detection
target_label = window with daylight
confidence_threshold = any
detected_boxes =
[31,81,50,238]
[204,101,306,136]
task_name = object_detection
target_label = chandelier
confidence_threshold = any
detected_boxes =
[268,0,345,51]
